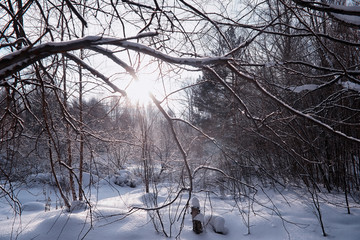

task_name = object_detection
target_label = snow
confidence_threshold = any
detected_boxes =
[341,80,360,92]
[101,40,231,67]
[288,84,320,93]
[0,180,360,240]
[331,13,360,25]
[192,197,200,208]
[0,35,231,80]
[194,213,204,222]
[21,202,46,212]
[205,215,227,234]
[329,4,360,12]
[288,81,360,93]
[329,4,360,26]
[265,62,276,68]
[109,169,140,188]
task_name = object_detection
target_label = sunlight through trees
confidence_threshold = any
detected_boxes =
[1,0,360,238]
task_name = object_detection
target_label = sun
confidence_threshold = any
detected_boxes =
[123,56,163,106]
[125,77,155,106]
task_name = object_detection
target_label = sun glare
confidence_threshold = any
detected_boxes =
[125,77,155,106]
[123,56,164,106]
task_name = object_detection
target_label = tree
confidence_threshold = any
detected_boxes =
[1,0,360,237]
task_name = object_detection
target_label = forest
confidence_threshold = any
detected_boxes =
[1,0,360,239]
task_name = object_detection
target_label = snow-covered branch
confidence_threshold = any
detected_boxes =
[293,0,360,25]
[95,38,232,67]
[226,62,360,144]
[294,0,360,16]
[0,33,231,80]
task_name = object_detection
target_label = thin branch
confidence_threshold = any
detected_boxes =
[65,53,127,96]
[64,0,88,27]
[227,62,360,144]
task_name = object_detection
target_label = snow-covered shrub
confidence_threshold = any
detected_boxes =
[110,169,139,188]
[25,173,67,187]
[26,173,53,185]
[25,171,99,189]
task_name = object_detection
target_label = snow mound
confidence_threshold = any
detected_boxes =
[192,197,200,208]
[194,213,204,222]
[26,173,56,185]
[142,192,156,205]
[79,172,99,187]
[22,202,45,212]
[110,170,139,188]
[69,200,87,213]
[206,215,228,234]
[25,172,99,188]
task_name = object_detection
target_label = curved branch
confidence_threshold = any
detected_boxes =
[227,62,360,144]
[65,53,127,96]
[293,0,360,16]
[0,32,230,80]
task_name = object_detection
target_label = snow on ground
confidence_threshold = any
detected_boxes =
[0,179,359,240]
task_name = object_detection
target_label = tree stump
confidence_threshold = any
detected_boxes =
[191,197,203,234]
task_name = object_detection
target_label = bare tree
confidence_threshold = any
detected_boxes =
[1,0,360,237]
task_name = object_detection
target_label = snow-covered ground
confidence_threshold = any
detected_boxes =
[0,176,359,240]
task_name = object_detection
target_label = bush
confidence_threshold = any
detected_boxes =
[111,170,140,188]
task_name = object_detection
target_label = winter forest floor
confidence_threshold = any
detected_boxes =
[0,174,360,240]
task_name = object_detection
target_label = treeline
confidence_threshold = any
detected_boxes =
[0,80,188,207]
[189,3,360,203]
